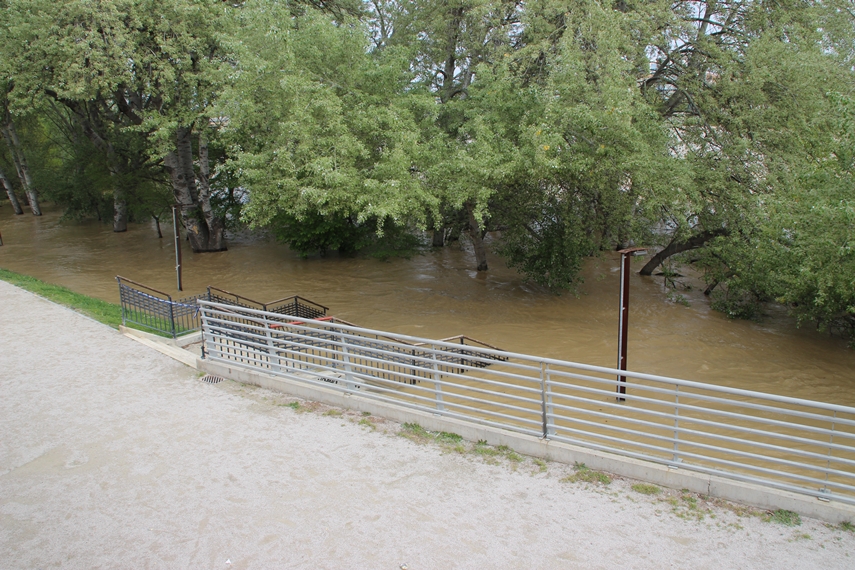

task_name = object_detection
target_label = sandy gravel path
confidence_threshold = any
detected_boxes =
[1,280,853,569]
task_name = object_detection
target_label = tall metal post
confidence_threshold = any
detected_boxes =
[616,247,646,401]
[172,205,183,291]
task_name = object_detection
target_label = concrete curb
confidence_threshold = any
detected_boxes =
[119,326,200,368]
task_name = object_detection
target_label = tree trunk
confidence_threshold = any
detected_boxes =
[163,127,226,253]
[195,133,225,251]
[1,115,41,216]
[0,166,23,215]
[639,228,728,276]
[465,201,488,271]
[112,186,128,232]
[152,215,163,239]
[431,228,445,247]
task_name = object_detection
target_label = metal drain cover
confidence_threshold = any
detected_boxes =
[200,374,224,384]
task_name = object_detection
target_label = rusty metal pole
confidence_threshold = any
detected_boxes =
[172,205,183,292]
[616,247,647,401]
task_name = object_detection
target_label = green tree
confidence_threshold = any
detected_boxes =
[224,1,432,247]
[2,0,230,247]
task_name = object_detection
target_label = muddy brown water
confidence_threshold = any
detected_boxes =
[2,203,855,407]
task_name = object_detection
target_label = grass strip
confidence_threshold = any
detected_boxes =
[0,267,124,329]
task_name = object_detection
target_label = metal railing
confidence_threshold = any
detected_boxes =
[207,287,327,320]
[117,277,205,338]
[117,278,330,339]
[199,300,855,506]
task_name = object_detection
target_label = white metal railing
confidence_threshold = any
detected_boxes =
[199,301,855,506]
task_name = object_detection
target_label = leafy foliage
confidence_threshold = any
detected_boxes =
[1,0,854,339]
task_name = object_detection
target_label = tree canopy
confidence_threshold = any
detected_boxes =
[1,0,853,340]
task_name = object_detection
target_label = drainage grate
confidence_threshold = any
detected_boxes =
[200,374,224,384]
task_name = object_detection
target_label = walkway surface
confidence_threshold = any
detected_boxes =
[1,280,853,569]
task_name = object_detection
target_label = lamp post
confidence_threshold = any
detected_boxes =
[172,205,184,292]
[616,247,647,401]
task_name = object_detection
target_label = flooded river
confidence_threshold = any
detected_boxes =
[2,203,855,405]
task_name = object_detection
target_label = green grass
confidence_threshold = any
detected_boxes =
[631,483,662,496]
[437,431,464,444]
[561,463,612,486]
[765,509,802,526]
[469,441,524,464]
[397,424,465,454]
[400,422,433,442]
[0,268,124,328]
[666,491,712,521]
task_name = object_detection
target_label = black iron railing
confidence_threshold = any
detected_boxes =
[207,287,328,320]
[117,277,206,338]
[117,279,330,339]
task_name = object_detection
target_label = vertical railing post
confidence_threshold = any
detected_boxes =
[540,362,554,438]
[116,278,127,326]
[265,316,281,374]
[167,294,176,339]
[823,411,837,493]
[431,345,445,413]
[338,329,356,391]
[672,384,681,464]
[199,303,213,360]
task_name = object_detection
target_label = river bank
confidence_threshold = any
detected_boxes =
[2,280,854,568]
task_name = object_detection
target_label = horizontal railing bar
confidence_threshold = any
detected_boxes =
[550,424,855,490]
[547,432,855,504]
[547,392,855,452]
[548,376,855,431]
[546,378,855,436]
[433,402,542,428]
[565,422,855,490]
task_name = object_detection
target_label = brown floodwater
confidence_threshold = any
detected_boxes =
[3,203,855,405]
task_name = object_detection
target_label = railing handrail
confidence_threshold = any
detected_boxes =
[117,276,173,300]
[207,286,265,307]
[265,295,329,312]
[198,300,855,415]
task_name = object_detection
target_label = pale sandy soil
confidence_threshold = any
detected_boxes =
[1,279,853,569]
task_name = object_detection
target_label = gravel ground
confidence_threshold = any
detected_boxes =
[1,279,853,569]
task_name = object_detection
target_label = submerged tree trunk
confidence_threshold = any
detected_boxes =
[465,201,488,271]
[195,133,225,251]
[1,115,41,216]
[0,166,23,215]
[163,127,226,253]
[112,185,128,232]
[640,229,728,276]
[152,215,163,238]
